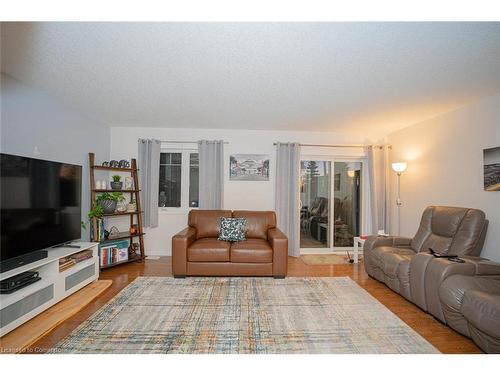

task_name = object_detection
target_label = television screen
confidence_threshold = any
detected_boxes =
[1,153,82,266]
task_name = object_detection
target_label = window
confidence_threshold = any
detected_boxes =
[159,151,199,209]
[159,152,182,207]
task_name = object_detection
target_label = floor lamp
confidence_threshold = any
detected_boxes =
[392,162,407,236]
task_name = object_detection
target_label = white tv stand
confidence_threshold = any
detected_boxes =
[0,242,99,337]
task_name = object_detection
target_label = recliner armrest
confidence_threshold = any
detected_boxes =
[393,236,413,248]
[363,235,412,252]
[422,256,476,321]
[268,228,288,277]
[172,226,197,276]
[462,257,500,276]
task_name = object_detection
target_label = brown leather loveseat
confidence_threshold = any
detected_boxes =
[172,210,288,278]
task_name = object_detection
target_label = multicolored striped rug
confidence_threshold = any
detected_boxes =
[50,277,438,353]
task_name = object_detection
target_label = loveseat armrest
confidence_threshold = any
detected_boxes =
[268,228,288,277]
[363,235,412,252]
[172,226,197,276]
[462,257,500,276]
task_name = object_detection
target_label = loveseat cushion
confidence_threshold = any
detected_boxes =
[230,239,273,263]
[188,210,232,239]
[188,238,230,262]
[371,246,415,278]
[232,211,276,240]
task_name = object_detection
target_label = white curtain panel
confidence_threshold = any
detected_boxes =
[367,145,391,235]
[275,142,301,257]
[138,139,161,228]
[198,140,224,209]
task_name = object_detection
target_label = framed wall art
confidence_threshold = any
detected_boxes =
[229,154,270,181]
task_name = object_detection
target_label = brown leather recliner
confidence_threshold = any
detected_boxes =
[439,259,500,353]
[172,210,288,278]
[364,206,488,322]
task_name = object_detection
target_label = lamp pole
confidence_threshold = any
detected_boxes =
[396,171,402,236]
[391,162,407,236]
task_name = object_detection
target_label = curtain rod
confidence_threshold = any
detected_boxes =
[159,140,229,144]
[272,143,392,149]
[273,142,365,148]
[158,141,389,148]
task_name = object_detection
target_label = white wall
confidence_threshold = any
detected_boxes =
[0,74,110,240]
[110,127,366,255]
[388,93,500,261]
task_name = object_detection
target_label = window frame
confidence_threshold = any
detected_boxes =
[159,147,199,213]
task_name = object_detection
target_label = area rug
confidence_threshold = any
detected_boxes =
[301,254,362,265]
[49,277,438,354]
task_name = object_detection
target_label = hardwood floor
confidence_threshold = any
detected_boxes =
[27,256,482,354]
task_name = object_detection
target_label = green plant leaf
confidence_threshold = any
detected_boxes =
[97,192,124,203]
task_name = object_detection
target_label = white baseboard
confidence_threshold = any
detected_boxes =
[300,248,363,255]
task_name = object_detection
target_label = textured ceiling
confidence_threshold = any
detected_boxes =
[2,22,500,137]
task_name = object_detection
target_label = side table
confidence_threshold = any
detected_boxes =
[352,236,366,264]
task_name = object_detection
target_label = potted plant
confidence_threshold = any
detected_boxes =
[97,192,125,214]
[127,198,137,213]
[80,205,105,240]
[110,175,123,190]
[81,204,104,230]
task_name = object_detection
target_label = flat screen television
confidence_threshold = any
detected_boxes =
[1,153,82,273]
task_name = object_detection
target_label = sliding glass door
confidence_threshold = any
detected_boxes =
[300,160,331,248]
[300,157,363,252]
[332,161,361,248]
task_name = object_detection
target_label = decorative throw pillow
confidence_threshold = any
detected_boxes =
[218,217,247,242]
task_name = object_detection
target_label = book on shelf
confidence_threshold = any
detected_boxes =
[71,249,93,262]
[99,239,129,267]
[90,218,107,241]
[58,249,94,271]
[59,257,76,272]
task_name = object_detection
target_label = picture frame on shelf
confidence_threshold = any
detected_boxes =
[124,176,133,190]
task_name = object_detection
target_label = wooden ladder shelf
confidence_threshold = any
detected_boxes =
[88,153,145,269]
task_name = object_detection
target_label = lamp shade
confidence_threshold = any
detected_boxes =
[347,170,355,178]
[392,162,407,173]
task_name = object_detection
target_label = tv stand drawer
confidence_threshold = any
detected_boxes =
[0,284,54,329]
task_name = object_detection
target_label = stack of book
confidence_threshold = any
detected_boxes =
[59,257,75,272]
[58,249,94,272]
[72,250,93,263]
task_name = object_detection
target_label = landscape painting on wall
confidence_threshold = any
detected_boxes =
[483,146,500,191]
[230,154,270,181]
